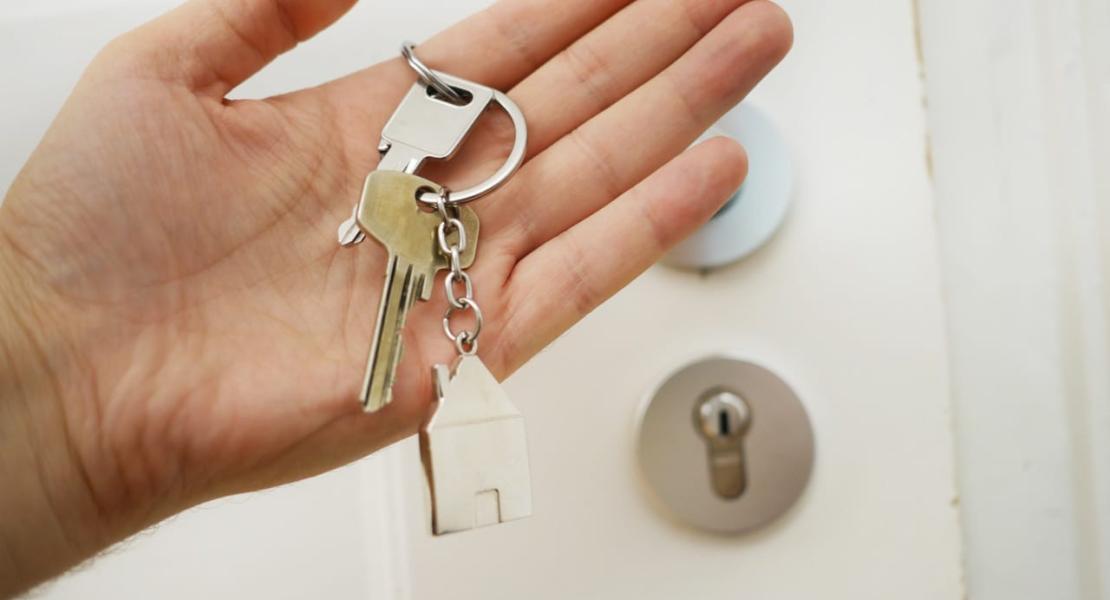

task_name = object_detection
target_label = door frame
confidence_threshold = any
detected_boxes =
[916,0,1110,597]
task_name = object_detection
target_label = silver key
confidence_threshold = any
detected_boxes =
[421,354,533,535]
[357,170,479,411]
[377,72,494,172]
[337,73,494,247]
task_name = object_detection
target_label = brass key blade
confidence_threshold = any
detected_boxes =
[355,171,479,412]
[361,253,420,411]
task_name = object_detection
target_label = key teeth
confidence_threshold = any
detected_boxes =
[417,273,435,301]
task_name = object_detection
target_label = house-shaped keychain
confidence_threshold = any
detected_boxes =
[420,355,533,535]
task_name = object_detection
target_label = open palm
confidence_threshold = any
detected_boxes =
[0,0,789,537]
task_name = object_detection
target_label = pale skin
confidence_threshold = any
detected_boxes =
[0,0,791,595]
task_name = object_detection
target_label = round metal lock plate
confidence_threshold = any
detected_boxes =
[637,357,815,534]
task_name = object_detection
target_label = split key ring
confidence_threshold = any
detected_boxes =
[397,41,528,208]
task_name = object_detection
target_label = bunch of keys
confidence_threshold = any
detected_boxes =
[337,43,532,535]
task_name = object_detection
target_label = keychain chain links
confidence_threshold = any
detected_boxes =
[435,190,484,356]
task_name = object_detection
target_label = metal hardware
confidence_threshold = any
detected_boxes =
[435,193,483,356]
[385,51,527,206]
[694,388,752,499]
[401,41,467,105]
[421,354,533,535]
[337,43,532,537]
[419,182,530,537]
[376,71,495,174]
[351,171,478,411]
[412,86,527,208]
[638,356,815,534]
[337,53,527,245]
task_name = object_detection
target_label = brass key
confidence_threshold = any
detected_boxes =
[356,171,479,412]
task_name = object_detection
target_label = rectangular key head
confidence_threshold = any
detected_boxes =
[420,355,533,535]
[357,171,478,294]
[381,73,494,164]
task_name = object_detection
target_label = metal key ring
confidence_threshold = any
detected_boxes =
[414,87,528,208]
[401,42,466,105]
[398,44,529,207]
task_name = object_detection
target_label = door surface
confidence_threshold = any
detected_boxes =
[2,1,965,598]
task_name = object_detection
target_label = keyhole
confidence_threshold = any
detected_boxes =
[694,389,752,499]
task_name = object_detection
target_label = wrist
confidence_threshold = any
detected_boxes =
[0,237,108,597]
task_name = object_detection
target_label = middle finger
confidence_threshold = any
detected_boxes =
[493,0,792,257]
[510,0,758,158]
[420,0,756,213]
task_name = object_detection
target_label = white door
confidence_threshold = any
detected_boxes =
[6,0,1101,598]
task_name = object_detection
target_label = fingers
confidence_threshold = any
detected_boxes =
[104,0,358,97]
[364,0,757,202]
[403,0,761,200]
[299,0,636,195]
[411,0,634,91]
[511,0,758,158]
[493,138,748,374]
[321,0,634,105]
[107,0,632,99]
[492,0,792,255]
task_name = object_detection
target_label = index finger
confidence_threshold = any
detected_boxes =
[406,0,634,90]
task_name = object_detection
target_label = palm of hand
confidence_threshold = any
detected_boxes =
[0,0,788,533]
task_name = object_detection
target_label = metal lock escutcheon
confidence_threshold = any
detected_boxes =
[637,357,815,535]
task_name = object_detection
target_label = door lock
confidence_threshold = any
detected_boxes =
[638,357,815,535]
[694,389,752,499]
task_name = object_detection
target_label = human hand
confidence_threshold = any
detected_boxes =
[0,0,790,593]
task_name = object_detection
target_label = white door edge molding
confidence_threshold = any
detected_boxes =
[359,445,414,600]
[916,0,1110,597]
